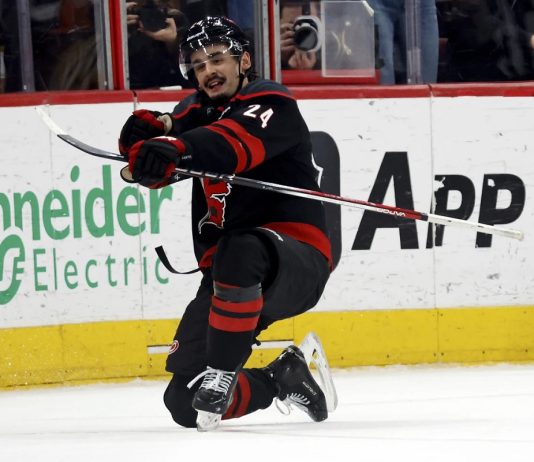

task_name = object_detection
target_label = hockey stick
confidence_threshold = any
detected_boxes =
[36,106,524,241]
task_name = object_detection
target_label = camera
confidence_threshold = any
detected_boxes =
[130,1,168,32]
[293,15,323,52]
[139,7,168,32]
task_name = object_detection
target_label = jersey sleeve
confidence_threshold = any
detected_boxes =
[170,93,214,134]
[176,83,310,174]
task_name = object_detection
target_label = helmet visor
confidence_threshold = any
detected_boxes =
[179,37,243,80]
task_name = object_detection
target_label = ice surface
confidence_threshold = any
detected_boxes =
[1,364,533,462]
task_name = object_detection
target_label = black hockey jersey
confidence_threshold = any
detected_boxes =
[169,78,332,269]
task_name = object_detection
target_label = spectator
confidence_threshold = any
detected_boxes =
[46,0,98,90]
[0,0,23,92]
[227,0,255,35]
[0,0,67,92]
[127,0,192,89]
[0,0,103,91]
[438,0,534,82]
[367,0,439,84]
[280,0,321,70]
[177,0,226,23]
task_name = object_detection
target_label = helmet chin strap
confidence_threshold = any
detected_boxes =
[224,58,247,100]
[236,71,246,93]
[232,58,249,97]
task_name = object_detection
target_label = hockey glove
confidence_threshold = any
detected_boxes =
[128,136,187,188]
[118,109,173,156]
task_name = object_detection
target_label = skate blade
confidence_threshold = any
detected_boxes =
[196,410,222,432]
[299,332,338,412]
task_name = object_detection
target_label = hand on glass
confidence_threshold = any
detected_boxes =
[287,49,317,70]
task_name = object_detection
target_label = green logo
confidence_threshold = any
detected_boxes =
[0,234,25,305]
[0,164,174,306]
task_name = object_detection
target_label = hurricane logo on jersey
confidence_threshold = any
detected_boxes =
[199,179,232,232]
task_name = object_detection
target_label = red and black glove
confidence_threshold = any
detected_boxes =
[118,109,169,157]
[128,136,187,188]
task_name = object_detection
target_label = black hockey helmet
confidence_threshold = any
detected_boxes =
[179,16,251,83]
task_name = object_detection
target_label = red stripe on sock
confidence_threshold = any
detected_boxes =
[233,373,251,418]
[208,311,260,332]
[211,296,263,314]
[223,381,240,419]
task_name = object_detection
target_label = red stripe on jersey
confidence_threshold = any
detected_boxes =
[211,295,263,314]
[205,125,248,173]
[234,373,251,418]
[263,222,333,269]
[199,245,217,268]
[213,119,266,170]
[208,311,260,332]
[232,91,295,102]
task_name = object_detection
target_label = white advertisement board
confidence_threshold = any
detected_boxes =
[0,96,532,328]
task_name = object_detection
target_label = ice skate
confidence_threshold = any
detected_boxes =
[265,332,337,422]
[187,367,238,432]
[298,332,338,413]
[195,410,222,432]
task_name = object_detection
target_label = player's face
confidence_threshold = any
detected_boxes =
[191,44,251,99]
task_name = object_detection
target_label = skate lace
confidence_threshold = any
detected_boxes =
[187,367,235,393]
[274,393,311,415]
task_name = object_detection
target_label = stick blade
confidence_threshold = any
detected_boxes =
[58,134,125,162]
[35,105,65,136]
[36,105,124,162]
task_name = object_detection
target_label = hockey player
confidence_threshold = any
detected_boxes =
[119,16,334,431]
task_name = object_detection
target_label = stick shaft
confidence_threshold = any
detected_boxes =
[173,168,523,240]
[35,105,524,241]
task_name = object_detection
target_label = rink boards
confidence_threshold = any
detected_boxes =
[0,85,533,387]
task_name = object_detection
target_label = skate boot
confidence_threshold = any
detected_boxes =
[265,345,328,422]
[187,367,238,431]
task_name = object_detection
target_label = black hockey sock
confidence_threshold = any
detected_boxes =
[207,281,263,371]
